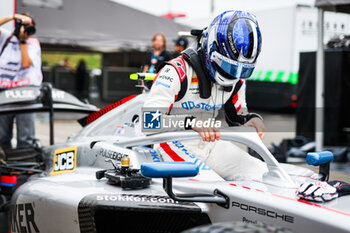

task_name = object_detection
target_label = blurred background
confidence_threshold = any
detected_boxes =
[1,0,347,106]
[1,0,350,172]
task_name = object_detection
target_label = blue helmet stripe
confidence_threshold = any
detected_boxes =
[256,26,262,61]
[217,12,232,57]
[233,19,250,57]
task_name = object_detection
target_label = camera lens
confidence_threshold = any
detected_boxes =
[24,25,36,36]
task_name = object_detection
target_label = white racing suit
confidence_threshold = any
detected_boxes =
[143,56,267,181]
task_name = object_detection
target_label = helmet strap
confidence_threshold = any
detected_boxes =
[182,46,212,99]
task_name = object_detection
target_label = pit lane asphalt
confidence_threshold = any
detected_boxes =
[15,111,349,183]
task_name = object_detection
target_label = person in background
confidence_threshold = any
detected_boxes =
[173,37,188,58]
[60,57,71,68]
[0,13,42,149]
[143,33,171,73]
[73,59,88,99]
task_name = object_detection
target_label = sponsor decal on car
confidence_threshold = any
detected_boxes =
[171,141,210,170]
[98,148,127,161]
[11,202,39,233]
[242,216,259,224]
[51,90,65,99]
[4,89,65,100]
[231,200,294,224]
[96,194,180,204]
[5,89,36,99]
[50,146,77,175]
[78,194,199,222]
[148,148,161,162]
[139,146,161,162]
[229,183,350,219]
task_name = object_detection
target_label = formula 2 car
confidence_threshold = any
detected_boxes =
[1,79,350,233]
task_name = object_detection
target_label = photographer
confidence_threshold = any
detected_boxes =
[0,13,42,149]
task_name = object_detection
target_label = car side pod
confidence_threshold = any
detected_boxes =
[306,151,334,181]
[141,162,230,209]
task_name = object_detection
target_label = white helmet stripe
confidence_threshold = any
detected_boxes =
[249,19,258,60]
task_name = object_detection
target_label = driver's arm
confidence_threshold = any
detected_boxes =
[143,65,181,112]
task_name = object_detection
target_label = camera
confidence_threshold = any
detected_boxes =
[14,19,36,38]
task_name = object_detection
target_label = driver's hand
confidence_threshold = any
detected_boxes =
[244,117,265,139]
[297,182,338,202]
[192,118,220,142]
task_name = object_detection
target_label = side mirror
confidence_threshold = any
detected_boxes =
[306,151,334,181]
[141,162,199,178]
[140,162,229,209]
[306,151,334,166]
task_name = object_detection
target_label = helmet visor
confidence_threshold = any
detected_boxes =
[210,51,255,79]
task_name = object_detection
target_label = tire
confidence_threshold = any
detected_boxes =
[0,212,8,233]
[181,222,293,233]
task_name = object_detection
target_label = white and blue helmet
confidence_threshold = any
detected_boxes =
[200,11,262,86]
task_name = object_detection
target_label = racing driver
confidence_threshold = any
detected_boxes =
[143,11,267,180]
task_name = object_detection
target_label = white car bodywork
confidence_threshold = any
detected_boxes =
[10,94,350,233]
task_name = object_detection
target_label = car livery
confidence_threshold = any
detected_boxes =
[1,86,350,233]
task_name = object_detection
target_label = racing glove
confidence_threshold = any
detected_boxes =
[296,181,350,202]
